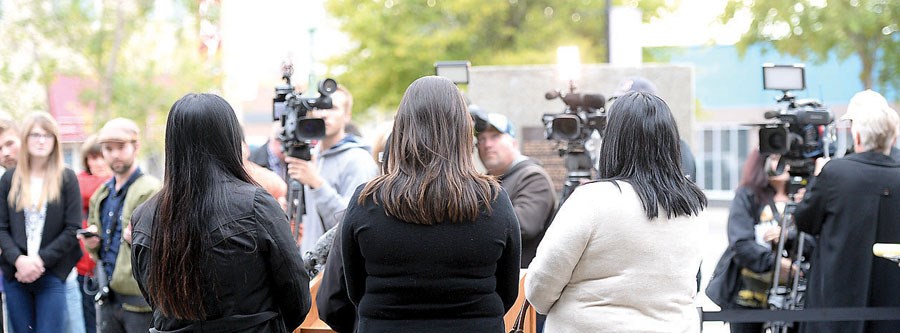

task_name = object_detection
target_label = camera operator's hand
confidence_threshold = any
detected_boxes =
[285,155,325,189]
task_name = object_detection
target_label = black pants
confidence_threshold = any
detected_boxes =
[1,291,5,333]
[98,298,152,333]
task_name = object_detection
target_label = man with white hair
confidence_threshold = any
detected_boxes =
[793,90,900,333]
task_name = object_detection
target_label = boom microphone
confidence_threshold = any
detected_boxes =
[582,93,606,109]
[561,93,606,109]
[545,90,561,100]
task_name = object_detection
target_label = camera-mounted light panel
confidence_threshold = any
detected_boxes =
[763,63,806,91]
[434,61,471,84]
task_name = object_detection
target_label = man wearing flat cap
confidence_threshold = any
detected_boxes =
[794,90,900,333]
[82,118,160,333]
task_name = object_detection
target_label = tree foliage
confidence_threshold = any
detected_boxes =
[0,0,219,151]
[325,0,670,117]
[721,0,900,95]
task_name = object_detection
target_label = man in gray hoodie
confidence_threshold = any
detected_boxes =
[285,86,378,255]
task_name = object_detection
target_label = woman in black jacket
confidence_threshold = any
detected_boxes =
[0,112,82,332]
[716,149,802,333]
[341,76,521,332]
[131,93,311,332]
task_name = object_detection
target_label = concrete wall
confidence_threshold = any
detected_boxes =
[466,64,695,147]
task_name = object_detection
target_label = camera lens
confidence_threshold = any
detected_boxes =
[551,116,581,141]
[319,78,338,95]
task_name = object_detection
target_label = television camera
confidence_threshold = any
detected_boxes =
[758,64,835,181]
[272,62,337,161]
[757,64,834,332]
[272,62,338,242]
[542,84,607,205]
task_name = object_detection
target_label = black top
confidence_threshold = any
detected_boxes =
[131,180,311,333]
[341,185,521,332]
[316,228,357,333]
[0,168,82,281]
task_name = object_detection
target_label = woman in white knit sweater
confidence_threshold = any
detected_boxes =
[525,91,708,332]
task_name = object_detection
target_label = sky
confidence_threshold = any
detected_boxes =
[642,0,751,47]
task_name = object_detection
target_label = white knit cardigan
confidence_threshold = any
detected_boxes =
[525,181,706,333]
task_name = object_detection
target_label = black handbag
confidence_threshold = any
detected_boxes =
[508,300,531,333]
[705,247,740,308]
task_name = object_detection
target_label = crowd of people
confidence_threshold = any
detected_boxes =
[0,75,896,333]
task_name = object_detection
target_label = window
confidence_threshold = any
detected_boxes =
[695,125,753,200]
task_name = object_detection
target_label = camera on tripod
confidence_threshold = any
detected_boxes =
[542,90,607,143]
[272,62,337,161]
[757,64,834,179]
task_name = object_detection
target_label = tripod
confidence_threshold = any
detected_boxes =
[558,141,594,207]
[767,182,809,333]
[283,142,313,244]
[285,178,306,244]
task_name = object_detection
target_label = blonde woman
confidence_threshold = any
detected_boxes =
[0,112,82,332]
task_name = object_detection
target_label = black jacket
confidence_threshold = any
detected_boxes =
[727,187,778,275]
[131,180,311,333]
[795,151,900,333]
[0,168,82,281]
[498,158,556,268]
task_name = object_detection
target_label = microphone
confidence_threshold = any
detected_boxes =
[561,93,606,109]
[582,93,606,109]
[873,243,900,263]
[545,90,561,100]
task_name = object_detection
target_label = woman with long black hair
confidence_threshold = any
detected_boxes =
[525,91,708,332]
[340,76,521,332]
[131,93,311,332]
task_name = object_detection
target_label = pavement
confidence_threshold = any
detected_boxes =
[697,203,732,333]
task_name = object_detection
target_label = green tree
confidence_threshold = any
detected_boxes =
[0,0,219,150]
[721,0,900,95]
[325,0,670,117]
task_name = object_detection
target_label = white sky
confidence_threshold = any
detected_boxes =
[642,0,752,47]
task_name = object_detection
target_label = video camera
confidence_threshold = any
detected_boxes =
[272,62,337,161]
[542,90,607,143]
[542,83,608,206]
[757,64,834,179]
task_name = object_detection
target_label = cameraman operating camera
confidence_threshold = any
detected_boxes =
[793,90,900,333]
[284,86,378,255]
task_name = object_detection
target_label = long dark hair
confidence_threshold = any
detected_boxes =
[147,93,255,320]
[739,148,775,204]
[358,76,499,224]
[597,91,707,219]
